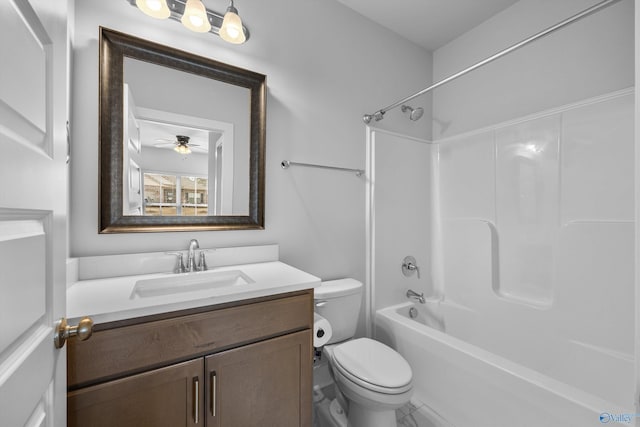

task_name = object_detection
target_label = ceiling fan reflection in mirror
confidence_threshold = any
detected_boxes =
[154,135,205,155]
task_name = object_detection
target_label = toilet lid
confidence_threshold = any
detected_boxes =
[332,338,412,390]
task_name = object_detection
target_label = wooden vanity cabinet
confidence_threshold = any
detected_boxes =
[67,290,313,427]
[206,331,310,427]
[67,358,204,427]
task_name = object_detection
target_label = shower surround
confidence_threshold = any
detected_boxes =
[369,89,635,425]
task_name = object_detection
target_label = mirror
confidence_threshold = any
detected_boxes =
[99,27,265,232]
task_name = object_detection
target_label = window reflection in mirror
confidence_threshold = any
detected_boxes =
[142,173,209,216]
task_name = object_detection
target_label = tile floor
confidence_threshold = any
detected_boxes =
[314,384,450,427]
[396,401,444,427]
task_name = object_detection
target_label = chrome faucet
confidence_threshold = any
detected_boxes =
[406,289,426,304]
[187,239,200,272]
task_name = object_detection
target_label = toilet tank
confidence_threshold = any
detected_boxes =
[314,279,362,344]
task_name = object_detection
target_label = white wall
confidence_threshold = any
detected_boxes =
[432,0,634,139]
[69,0,432,285]
[139,147,208,177]
[367,129,433,313]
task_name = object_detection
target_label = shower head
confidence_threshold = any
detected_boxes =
[401,105,424,121]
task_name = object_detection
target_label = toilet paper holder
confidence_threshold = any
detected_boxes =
[313,312,332,362]
[313,326,325,362]
[316,328,327,340]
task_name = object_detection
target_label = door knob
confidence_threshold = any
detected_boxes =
[54,316,94,349]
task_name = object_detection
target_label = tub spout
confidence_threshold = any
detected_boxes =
[406,289,425,304]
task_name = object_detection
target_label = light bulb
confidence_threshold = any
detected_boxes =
[174,145,192,155]
[219,3,246,44]
[181,0,211,33]
[136,0,170,19]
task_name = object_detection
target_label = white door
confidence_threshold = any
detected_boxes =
[0,0,69,426]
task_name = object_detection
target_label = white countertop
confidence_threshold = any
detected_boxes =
[67,261,320,324]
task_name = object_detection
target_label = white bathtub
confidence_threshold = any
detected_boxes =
[375,301,635,427]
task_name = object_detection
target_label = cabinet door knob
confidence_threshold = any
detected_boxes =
[54,316,94,349]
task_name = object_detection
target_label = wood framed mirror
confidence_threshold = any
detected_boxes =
[99,27,265,233]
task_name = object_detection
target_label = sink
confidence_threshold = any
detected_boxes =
[131,270,254,298]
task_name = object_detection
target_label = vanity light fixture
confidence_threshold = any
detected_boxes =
[128,0,250,43]
[181,0,211,33]
[219,0,246,44]
[136,0,171,19]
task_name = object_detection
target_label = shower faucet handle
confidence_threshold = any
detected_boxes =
[402,256,420,279]
[407,263,421,279]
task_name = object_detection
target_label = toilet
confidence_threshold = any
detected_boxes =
[315,279,413,427]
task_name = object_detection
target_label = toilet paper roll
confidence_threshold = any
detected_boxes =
[313,313,332,347]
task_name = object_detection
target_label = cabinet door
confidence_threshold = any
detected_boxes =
[68,358,204,427]
[206,330,312,427]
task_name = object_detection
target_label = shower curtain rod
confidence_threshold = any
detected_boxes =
[362,0,623,124]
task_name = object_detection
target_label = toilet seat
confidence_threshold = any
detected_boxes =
[331,338,412,394]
